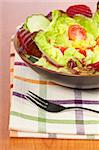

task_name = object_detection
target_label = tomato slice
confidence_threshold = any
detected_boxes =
[59,46,67,54]
[55,46,66,54]
[79,49,86,57]
[68,25,86,41]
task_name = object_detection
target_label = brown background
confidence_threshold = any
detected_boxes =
[0,0,99,149]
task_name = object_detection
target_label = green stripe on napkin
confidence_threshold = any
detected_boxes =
[11,111,99,125]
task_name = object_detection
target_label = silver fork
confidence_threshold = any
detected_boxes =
[25,91,99,113]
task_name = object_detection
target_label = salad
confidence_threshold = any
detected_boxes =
[18,5,99,75]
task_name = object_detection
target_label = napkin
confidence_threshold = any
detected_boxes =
[9,39,99,139]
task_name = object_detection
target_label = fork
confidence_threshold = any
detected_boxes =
[25,91,99,113]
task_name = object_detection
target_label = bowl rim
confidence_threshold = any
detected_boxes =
[21,53,99,77]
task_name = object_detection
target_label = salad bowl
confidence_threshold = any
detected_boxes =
[14,4,99,89]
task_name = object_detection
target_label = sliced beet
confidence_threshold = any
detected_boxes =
[66,5,92,18]
[46,11,52,21]
[67,59,77,69]
[46,10,65,21]
[17,27,42,58]
[87,62,99,71]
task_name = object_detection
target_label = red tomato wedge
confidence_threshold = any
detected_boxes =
[68,25,87,41]
[55,46,67,54]
[66,5,92,18]
[58,46,66,54]
[78,49,86,57]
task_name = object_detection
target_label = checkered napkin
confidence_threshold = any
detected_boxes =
[9,39,99,139]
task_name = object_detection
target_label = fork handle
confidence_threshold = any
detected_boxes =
[65,106,99,113]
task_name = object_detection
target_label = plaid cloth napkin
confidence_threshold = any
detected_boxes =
[9,38,99,139]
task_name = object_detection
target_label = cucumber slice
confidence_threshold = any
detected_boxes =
[28,56,38,63]
[26,14,50,32]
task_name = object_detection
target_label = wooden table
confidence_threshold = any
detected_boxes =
[0,88,99,150]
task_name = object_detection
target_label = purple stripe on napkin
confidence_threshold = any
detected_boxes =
[14,62,27,66]
[74,89,85,135]
[13,91,99,105]
[13,91,26,99]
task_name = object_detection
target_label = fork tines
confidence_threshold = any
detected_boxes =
[25,91,48,109]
